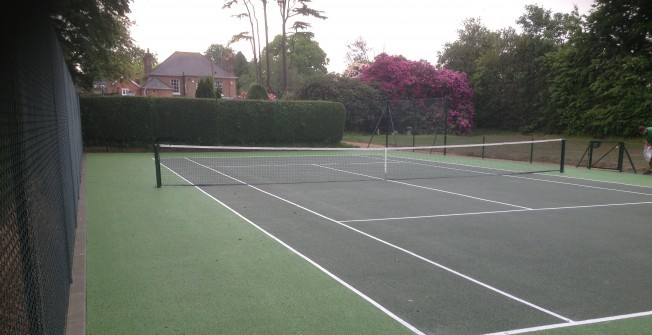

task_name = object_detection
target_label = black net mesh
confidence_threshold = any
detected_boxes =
[1,8,82,335]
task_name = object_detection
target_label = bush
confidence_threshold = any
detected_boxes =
[247,84,269,100]
[80,96,346,147]
[195,77,216,98]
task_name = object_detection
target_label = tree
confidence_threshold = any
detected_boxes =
[343,37,372,78]
[360,53,475,134]
[276,0,326,94]
[204,44,234,68]
[437,18,499,80]
[264,33,328,93]
[196,77,217,98]
[224,0,263,84]
[49,0,136,89]
[295,74,385,132]
[261,0,272,89]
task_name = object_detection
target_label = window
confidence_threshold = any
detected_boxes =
[121,88,135,96]
[215,80,223,89]
[170,79,180,95]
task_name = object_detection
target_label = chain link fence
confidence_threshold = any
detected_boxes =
[1,8,83,335]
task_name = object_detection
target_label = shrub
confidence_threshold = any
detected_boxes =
[247,84,269,100]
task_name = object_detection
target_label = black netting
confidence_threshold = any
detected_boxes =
[1,8,82,335]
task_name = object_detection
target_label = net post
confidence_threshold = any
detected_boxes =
[560,139,566,173]
[443,99,448,156]
[617,142,624,172]
[154,144,162,187]
[530,138,534,164]
[481,136,485,159]
[384,147,388,180]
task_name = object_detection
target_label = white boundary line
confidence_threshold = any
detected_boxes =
[482,310,652,335]
[340,201,652,223]
[506,174,652,196]
[187,159,574,324]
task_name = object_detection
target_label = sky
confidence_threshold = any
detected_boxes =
[128,0,595,74]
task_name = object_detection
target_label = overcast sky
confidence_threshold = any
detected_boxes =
[128,0,595,74]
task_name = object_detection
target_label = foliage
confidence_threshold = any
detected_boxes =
[262,33,329,95]
[436,2,652,137]
[343,37,372,77]
[276,0,327,93]
[359,53,474,134]
[295,74,385,132]
[196,77,217,98]
[545,0,652,137]
[80,96,345,146]
[48,0,139,90]
[204,44,235,69]
[437,18,500,80]
[247,84,270,100]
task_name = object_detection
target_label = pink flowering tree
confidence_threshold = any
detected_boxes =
[359,53,474,134]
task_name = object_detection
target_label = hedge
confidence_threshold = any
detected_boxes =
[80,96,346,148]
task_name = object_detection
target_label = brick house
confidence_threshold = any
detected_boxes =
[90,50,237,98]
[142,51,237,98]
[91,78,142,96]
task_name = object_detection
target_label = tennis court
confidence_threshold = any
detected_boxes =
[152,141,652,335]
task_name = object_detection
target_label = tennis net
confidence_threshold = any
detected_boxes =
[154,139,566,187]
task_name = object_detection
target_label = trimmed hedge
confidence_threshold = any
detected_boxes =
[80,96,345,147]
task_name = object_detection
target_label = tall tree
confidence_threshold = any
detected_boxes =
[261,0,272,90]
[437,18,499,80]
[276,0,326,94]
[204,44,234,68]
[343,36,372,77]
[48,0,136,89]
[264,33,328,92]
[548,0,652,136]
[224,0,263,84]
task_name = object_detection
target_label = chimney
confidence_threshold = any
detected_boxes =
[144,48,153,75]
[221,51,234,74]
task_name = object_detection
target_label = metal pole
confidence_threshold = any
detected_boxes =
[154,144,162,188]
[530,138,534,164]
[482,136,485,159]
[560,139,566,173]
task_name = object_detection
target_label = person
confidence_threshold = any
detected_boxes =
[639,125,652,174]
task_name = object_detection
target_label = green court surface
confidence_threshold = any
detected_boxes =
[85,152,652,335]
[86,153,413,335]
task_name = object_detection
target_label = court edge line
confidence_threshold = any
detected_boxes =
[185,159,574,324]
[339,201,652,223]
[481,310,652,335]
[164,160,426,335]
[316,164,532,210]
[507,174,652,196]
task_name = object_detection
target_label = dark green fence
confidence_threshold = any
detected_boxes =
[1,8,82,335]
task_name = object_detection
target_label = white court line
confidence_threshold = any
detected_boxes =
[187,158,574,324]
[167,159,426,335]
[316,164,532,210]
[482,310,652,335]
[340,201,652,223]
[506,174,652,196]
